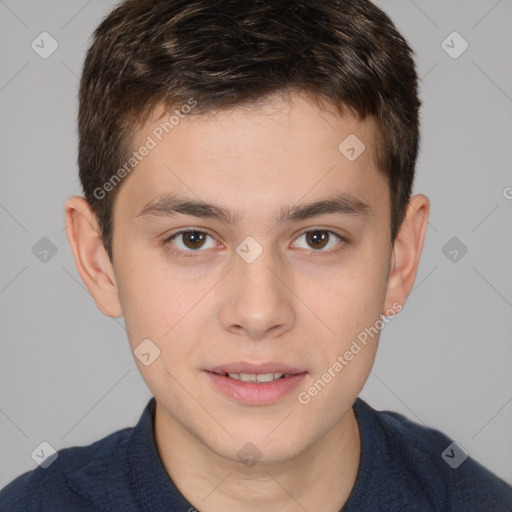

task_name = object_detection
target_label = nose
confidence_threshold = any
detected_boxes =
[218,248,296,340]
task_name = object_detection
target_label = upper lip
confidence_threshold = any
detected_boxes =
[207,362,307,375]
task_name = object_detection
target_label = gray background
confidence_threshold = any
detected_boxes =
[1,0,511,490]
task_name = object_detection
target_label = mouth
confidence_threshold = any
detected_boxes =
[206,362,306,381]
[206,370,290,383]
[204,363,308,405]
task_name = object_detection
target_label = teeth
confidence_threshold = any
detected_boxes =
[227,372,286,383]
[256,373,278,383]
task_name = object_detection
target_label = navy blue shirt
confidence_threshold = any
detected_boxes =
[1,397,511,511]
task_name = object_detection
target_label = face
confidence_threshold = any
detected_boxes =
[104,92,399,463]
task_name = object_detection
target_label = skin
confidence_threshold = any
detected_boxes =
[65,91,429,512]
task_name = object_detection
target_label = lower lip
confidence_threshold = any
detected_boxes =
[204,371,307,405]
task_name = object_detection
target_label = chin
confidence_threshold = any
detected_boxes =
[202,425,311,467]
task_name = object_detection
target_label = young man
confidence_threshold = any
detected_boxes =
[1,0,511,510]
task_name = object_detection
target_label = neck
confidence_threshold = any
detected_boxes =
[154,403,361,512]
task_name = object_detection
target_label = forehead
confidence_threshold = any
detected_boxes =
[134,93,380,163]
[116,92,388,222]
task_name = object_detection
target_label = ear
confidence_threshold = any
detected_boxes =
[383,194,430,312]
[64,195,123,318]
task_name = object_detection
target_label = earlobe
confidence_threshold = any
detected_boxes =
[64,196,123,318]
[383,194,430,312]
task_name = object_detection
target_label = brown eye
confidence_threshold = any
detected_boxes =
[182,231,207,249]
[292,229,344,252]
[167,230,217,253]
[305,230,329,250]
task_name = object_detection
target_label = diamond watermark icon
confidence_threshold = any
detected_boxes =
[442,237,468,263]
[237,442,263,468]
[441,32,468,60]
[31,32,59,59]
[31,441,58,469]
[32,237,58,263]
[338,134,366,162]
[236,236,263,264]
[134,338,161,366]
[442,441,469,469]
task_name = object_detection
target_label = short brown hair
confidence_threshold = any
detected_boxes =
[78,0,421,262]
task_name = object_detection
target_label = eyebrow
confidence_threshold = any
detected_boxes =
[136,192,371,225]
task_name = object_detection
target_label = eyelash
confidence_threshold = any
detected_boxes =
[162,228,347,259]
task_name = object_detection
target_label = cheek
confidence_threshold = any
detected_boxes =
[296,247,390,398]
[307,250,389,339]
[116,261,200,403]
[115,249,215,380]
[114,250,186,347]
[295,260,388,418]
